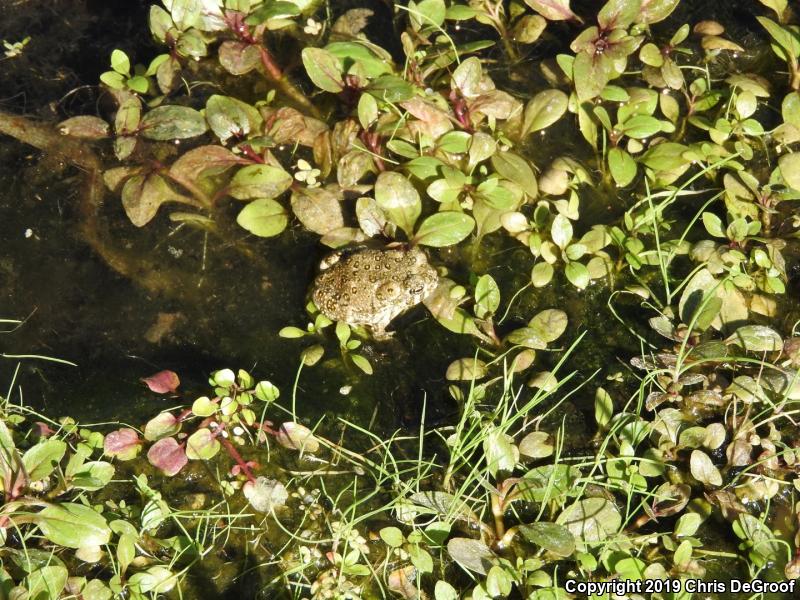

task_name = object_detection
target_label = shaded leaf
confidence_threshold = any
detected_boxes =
[447,538,496,575]
[140,106,207,140]
[518,522,575,557]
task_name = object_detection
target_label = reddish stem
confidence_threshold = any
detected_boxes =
[240,144,265,164]
[219,436,257,483]
[257,45,283,82]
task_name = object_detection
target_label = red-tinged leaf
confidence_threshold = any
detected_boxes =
[275,422,320,453]
[104,428,142,461]
[121,173,196,227]
[169,145,248,181]
[219,40,260,75]
[147,437,188,476]
[142,370,180,394]
[33,422,56,438]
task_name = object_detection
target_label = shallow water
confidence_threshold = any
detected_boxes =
[2,1,800,598]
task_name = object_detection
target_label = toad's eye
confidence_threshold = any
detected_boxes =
[406,275,428,295]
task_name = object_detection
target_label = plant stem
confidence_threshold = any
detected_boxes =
[257,46,321,119]
[219,436,257,483]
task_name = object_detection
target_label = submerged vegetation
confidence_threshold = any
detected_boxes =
[3,0,800,598]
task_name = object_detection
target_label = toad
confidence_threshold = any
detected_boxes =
[311,245,438,337]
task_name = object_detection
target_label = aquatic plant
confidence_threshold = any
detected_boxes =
[3,0,800,598]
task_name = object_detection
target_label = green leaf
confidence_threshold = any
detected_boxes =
[550,214,572,249]
[140,106,208,140]
[598,0,642,29]
[191,396,218,417]
[22,440,66,482]
[206,95,260,143]
[518,522,575,557]
[185,428,221,460]
[523,89,568,135]
[350,354,373,374]
[435,580,459,600]
[531,262,554,287]
[414,212,475,247]
[374,171,421,236]
[291,187,345,235]
[778,153,800,191]
[528,309,568,342]
[126,76,149,94]
[24,566,68,600]
[491,151,538,198]
[594,387,613,427]
[37,503,112,548]
[446,358,488,381]
[573,52,612,103]
[365,74,416,103]
[474,274,500,318]
[637,0,680,24]
[229,165,293,200]
[702,212,725,237]
[506,327,548,349]
[68,461,114,491]
[757,16,800,59]
[486,565,513,597]
[565,261,590,289]
[639,43,664,67]
[408,544,434,573]
[447,538,496,576]
[144,412,181,441]
[519,464,581,503]
[608,147,637,187]
[236,198,289,237]
[689,449,722,486]
[110,49,130,75]
[100,71,126,90]
[556,498,621,543]
[128,566,177,595]
[301,48,344,93]
[357,93,378,128]
[409,0,446,30]
[380,527,405,548]
[255,381,280,402]
[620,115,663,139]
[727,325,783,352]
[326,41,393,79]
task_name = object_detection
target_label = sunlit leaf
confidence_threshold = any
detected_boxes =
[275,422,320,453]
[103,428,141,461]
[414,212,475,247]
[147,437,188,476]
[556,498,621,543]
[142,370,180,394]
[301,47,344,93]
[236,198,289,237]
[37,503,112,549]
